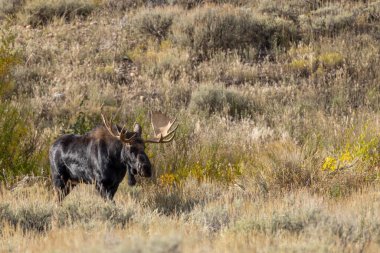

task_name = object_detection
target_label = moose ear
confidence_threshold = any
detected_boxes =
[133,123,142,136]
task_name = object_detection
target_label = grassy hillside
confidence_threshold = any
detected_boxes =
[0,0,380,252]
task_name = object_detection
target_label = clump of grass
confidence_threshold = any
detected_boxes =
[187,202,230,232]
[24,0,98,27]
[143,187,199,215]
[250,139,315,191]
[0,201,53,232]
[318,51,343,70]
[189,85,261,119]
[14,203,53,232]
[233,191,325,234]
[127,39,189,82]
[56,194,134,227]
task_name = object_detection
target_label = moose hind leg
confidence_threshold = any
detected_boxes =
[52,176,73,203]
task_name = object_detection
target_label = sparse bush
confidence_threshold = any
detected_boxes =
[24,0,98,27]
[132,7,179,42]
[354,1,380,37]
[188,203,230,232]
[56,197,134,227]
[258,0,320,21]
[251,140,315,191]
[299,5,355,39]
[0,0,25,17]
[172,0,203,9]
[144,188,199,215]
[0,202,53,232]
[102,0,147,11]
[234,192,324,234]
[15,203,53,232]
[172,0,248,9]
[128,39,189,81]
[173,6,298,60]
[355,1,380,24]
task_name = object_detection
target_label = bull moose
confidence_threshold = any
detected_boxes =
[49,112,178,202]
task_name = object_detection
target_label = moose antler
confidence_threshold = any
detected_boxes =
[144,111,178,143]
[101,113,136,143]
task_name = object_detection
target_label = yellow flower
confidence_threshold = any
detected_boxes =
[322,156,337,171]
[159,173,176,186]
[340,150,353,163]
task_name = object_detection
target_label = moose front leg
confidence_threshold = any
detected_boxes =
[126,165,136,186]
[95,182,119,201]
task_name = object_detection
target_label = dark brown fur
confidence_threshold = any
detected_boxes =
[49,124,152,202]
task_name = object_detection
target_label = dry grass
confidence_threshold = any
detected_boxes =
[1,0,380,251]
[1,183,380,252]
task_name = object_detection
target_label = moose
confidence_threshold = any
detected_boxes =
[49,111,178,202]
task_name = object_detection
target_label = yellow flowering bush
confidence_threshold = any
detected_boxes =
[288,44,344,77]
[158,160,243,187]
[159,173,178,186]
[322,131,380,172]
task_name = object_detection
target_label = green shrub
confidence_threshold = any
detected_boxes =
[189,85,259,119]
[62,111,99,135]
[24,0,98,27]
[0,31,47,185]
[0,104,48,184]
[173,6,298,60]
[0,31,19,97]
